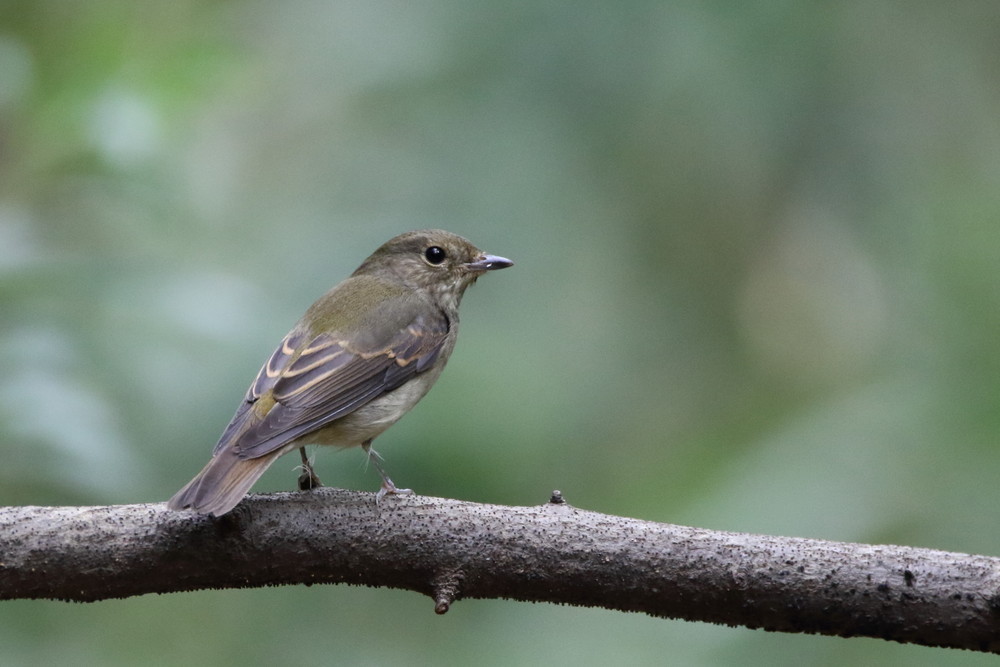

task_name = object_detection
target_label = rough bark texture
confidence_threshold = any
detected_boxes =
[2,488,999,653]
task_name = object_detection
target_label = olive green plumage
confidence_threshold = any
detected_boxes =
[167,230,512,516]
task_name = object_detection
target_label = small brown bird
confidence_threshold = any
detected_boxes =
[167,229,512,516]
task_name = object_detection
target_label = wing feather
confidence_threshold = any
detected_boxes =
[214,296,449,460]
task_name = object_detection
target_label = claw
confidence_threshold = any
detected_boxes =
[375,479,414,505]
[363,440,412,504]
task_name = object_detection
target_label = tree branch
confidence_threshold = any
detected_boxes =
[2,488,999,653]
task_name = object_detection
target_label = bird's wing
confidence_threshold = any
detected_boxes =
[213,299,449,460]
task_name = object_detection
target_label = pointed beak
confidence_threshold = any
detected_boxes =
[465,253,514,272]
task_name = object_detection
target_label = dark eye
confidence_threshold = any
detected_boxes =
[424,246,447,265]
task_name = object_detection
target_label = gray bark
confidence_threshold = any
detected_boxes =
[1,488,999,653]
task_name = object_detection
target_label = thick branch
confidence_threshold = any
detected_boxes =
[1,489,999,652]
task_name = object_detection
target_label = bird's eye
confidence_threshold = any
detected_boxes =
[424,246,447,265]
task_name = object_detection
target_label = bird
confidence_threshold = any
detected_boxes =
[167,229,513,516]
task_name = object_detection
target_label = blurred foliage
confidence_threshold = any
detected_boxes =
[2,1,1000,665]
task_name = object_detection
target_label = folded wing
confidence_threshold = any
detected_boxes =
[216,300,449,460]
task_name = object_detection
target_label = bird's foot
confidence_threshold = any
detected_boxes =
[297,448,323,490]
[375,478,413,506]
[363,440,412,505]
[297,469,323,491]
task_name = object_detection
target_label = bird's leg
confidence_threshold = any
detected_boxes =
[362,440,412,504]
[297,447,323,491]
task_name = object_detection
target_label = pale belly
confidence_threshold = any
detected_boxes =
[289,365,444,450]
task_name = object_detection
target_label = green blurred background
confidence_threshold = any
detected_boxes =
[2,1,1000,664]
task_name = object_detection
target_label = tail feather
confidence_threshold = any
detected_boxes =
[167,448,283,517]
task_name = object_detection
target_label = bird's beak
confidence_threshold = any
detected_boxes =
[465,253,514,272]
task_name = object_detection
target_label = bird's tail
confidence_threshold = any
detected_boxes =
[167,448,283,517]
